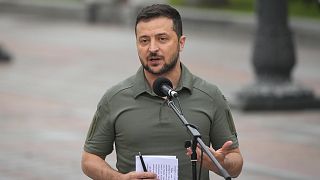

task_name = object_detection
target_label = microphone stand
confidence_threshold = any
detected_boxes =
[166,97,231,180]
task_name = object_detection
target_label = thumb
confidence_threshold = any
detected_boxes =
[220,141,233,152]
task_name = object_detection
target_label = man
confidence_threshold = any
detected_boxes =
[82,4,243,180]
[0,45,11,62]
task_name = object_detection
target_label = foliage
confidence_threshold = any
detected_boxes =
[169,0,320,19]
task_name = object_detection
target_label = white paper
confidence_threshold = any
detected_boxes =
[136,155,178,180]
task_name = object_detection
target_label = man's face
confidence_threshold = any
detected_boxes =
[136,17,185,76]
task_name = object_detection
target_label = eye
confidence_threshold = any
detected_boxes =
[159,36,168,43]
[139,37,149,45]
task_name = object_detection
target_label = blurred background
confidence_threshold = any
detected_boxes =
[0,0,320,179]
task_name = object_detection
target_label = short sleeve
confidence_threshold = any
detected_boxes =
[83,102,115,158]
[210,88,239,150]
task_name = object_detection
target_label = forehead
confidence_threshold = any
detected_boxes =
[136,17,175,36]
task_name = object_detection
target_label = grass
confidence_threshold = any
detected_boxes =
[289,0,320,19]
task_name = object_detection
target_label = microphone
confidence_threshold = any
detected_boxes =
[152,77,178,98]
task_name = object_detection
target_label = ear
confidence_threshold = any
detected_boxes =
[179,35,186,51]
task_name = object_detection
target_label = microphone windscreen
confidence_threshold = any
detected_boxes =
[152,77,173,97]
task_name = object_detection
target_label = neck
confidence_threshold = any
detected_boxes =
[144,62,181,90]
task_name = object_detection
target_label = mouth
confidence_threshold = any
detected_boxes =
[148,56,163,61]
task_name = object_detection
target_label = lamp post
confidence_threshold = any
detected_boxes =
[233,0,320,110]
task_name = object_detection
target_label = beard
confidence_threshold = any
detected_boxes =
[140,51,180,76]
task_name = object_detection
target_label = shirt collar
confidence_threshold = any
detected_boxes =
[176,63,193,93]
[133,63,194,98]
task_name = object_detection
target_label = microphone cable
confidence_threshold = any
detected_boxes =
[198,148,204,180]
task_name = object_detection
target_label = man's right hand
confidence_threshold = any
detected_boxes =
[121,171,158,180]
[82,151,159,180]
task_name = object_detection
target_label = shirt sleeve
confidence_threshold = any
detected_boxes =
[210,88,239,150]
[83,101,115,158]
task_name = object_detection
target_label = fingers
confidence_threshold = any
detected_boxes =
[186,144,213,157]
[126,171,158,180]
[186,141,234,161]
[185,146,203,157]
[137,172,158,179]
[184,141,235,173]
[185,147,192,156]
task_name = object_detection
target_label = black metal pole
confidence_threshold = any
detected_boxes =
[191,137,198,180]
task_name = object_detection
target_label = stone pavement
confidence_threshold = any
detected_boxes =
[1,8,320,180]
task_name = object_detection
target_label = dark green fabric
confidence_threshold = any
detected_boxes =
[84,64,239,180]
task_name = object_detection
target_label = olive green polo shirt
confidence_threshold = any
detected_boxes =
[84,64,238,180]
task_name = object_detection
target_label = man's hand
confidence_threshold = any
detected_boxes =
[82,151,159,180]
[121,171,158,180]
[186,141,243,177]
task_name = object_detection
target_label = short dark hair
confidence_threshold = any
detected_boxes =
[135,4,183,38]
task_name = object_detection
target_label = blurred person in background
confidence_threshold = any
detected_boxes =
[0,45,11,62]
[81,4,243,180]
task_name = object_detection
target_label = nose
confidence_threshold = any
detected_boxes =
[148,40,159,53]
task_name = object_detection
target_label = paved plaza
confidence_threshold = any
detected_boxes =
[0,9,320,180]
